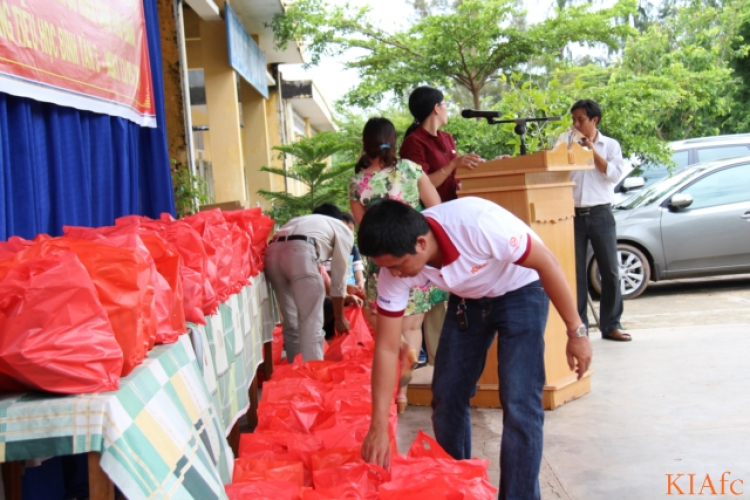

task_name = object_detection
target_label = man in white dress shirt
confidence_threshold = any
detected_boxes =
[569,99,632,341]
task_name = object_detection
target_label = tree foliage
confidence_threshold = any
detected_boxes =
[272,0,749,178]
[552,0,750,166]
[258,132,357,225]
[271,0,636,109]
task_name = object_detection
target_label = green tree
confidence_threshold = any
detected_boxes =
[258,132,357,225]
[723,0,750,133]
[271,0,636,109]
[171,159,213,218]
[553,0,750,166]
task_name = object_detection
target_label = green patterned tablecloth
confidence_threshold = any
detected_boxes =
[0,335,232,499]
[0,275,276,499]
[189,274,274,434]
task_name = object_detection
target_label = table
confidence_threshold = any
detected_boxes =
[0,275,276,500]
[189,274,274,435]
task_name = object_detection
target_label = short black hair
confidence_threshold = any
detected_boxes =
[341,212,356,226]
[571,99,602,124]
[312,203,343,220]
[358,200,430,257]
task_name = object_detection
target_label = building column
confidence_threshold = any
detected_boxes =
[198,19,247,205]
[265,87,288,194]
[241,80,277,209]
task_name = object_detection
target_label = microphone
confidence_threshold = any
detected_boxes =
[461,109,502,119]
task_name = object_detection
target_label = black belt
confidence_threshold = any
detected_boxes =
[270,234,316,246]
[575,204,611,216]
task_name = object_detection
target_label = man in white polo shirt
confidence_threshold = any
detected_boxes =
[358,197,592,500]
[569,99,631,342]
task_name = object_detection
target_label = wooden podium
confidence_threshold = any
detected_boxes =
[453,141,594,410]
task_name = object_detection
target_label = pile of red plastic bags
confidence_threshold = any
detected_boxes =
[0,208,274,394]
[227,307,498,499]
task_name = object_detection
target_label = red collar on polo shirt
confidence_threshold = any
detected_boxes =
[425,217,459,267]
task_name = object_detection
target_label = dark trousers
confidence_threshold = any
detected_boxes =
[431,282,549,500]
[574,205,623,335]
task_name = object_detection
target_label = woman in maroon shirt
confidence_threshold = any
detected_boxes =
[399,86,483,201]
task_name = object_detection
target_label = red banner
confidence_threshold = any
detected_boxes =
[0,0,156,127]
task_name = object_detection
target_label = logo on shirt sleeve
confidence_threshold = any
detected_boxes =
[377,296,391,304]
[509,234,525,255]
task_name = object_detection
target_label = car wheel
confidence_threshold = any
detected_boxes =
[588,244,651,300]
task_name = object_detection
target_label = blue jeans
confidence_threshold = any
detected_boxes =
[431,281,549,500]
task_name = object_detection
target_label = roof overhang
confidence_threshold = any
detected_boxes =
[282,79,337,132]
[229,0,306,64]
[184,0,221,21]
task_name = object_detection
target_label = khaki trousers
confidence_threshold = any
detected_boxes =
[265,240,325,362]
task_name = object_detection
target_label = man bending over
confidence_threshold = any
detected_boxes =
[358,197,592,500]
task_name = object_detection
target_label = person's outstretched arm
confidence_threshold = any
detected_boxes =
[517,241,592,379]
[361,313,403,469]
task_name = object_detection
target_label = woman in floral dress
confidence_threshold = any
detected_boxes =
[349,117,447,412]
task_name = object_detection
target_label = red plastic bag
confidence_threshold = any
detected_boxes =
[325,307,374,362]
[271,358,337,383]
[232,458,305,486]
[222,212,254,282]
[68,224,188,344]
[256,400,331,434]
[227,221,250,292]
[407,430,455,460]
[239,432,324,461]
[228,208,274,275]
[301,484,378,500]
[16,238,151,376]
[225,481,301,500]
[390,450,491,484]
[380,474,497,500]
[310,447,362,471]
[269,325,285,365]
[312,413,370,450]
[0,236,37,259]
[261,378,331,406]
[62,228,160,350]
[161,220,217,319]
[110,219,190,332]
[183,210,234,302]
[123,229,186,343]
[313,462,389,492]
[0,252,123,393]
[239,431,324,487]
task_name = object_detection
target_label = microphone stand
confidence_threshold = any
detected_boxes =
[469,115,561,156]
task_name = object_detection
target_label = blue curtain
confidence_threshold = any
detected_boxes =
[0,0,175,241]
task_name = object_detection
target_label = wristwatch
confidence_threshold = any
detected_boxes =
[569,324,588,339]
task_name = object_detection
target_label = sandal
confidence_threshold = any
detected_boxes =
[398,349,420,388]
[396,397,408,414]
[602,329,632,342]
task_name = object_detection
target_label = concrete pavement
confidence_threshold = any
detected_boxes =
[396,322,750,499]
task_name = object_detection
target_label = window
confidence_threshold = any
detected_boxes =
[630,150,690,187]
[696,145,750,163]
[672,150,690,169]
[681,164,750,209]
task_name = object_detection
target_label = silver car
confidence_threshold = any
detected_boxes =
[614,134,750,204]
[588,156,750,299]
